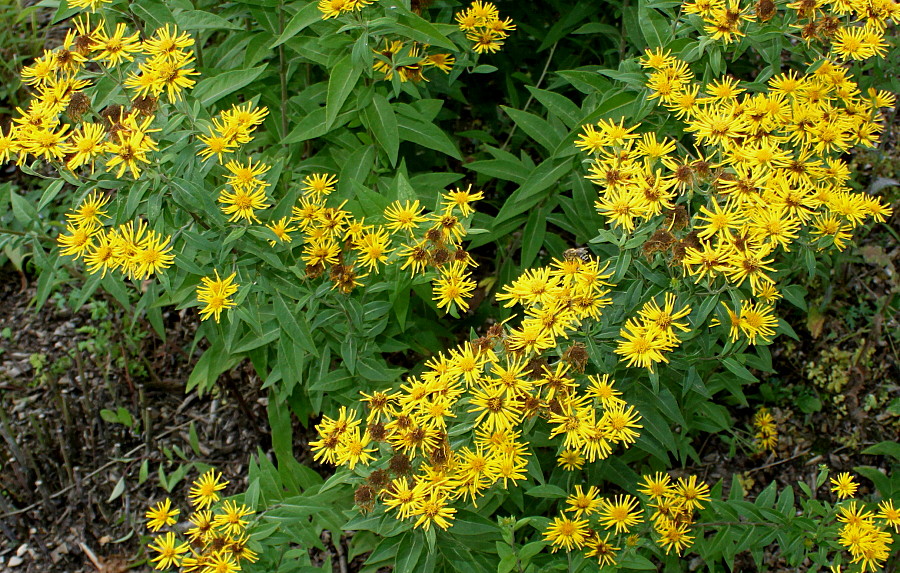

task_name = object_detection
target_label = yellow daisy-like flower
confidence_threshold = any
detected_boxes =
[212,500,254,536]
[301,172,338,201]
[831,472,858,499]
[57,221,99,258]
[384,199,428,234]
[188,470,228,509]
[543,513,590,551]
[218,185,270,223]
[196,270,239,323]
[267,217,296,245]
[597,494,644,534]
[145,498,179,532]
[557,449,585,471]
[147,531,189,570]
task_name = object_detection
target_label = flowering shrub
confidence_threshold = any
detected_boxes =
[1,0,898,571]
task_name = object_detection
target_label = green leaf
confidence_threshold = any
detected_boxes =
[493,159,572,227]
[283,107,350,143]
[466,159,527,184]
[273,293,319,356]
[37,179,65,211]
[861,441,900,460]
[188,421,201,456]
[10,189,39,226]
[270,1,322,48]
[326,55,362,130]
[107,476,126,502]
[363,93,399,166]
[176,10,242,30]
[396,113,461,160]
[520,205,546,268]
[129,0,175,29]
[391,10,456,51]
[781,285,807,312]
[525,484,568,498]
[193,64,267,107]
[638,1,671,48]
[395,533,424,573]
[722,357,758,382]
[617,554,657,570]
[525,87,581,128]
[502,106,563,154]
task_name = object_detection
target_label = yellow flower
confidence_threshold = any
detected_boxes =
[185,510,213,542]
[638,472,675,501]
[877,500,900,533]
[566,485,602,518]
[132,230,174,280]
[468,383,522,432]
[145,498,179,532]
[831,472,858,499]
[105,129,152,179]
[68,0,112,12]
[432,262,476,312]
[197,128,238,163]
[196,270,239,323]
[189,470,228,510]
[84,231,117,277]
[218,184,270,223]
[142,24,194,61]
[354,227,392,273]
[584,531,619,566]
[543,514,590,551]
[674,475,711,510]
[147,531,189,570]
[66,123,107,172]
[656,521,695,555]
[598,494,643,534]
[204,550,240,573]
[411,492,456,531]
[146,52,199,102]
[91,22,142,66]
[335,427,377,470]
[301,172,338,201]
[441,184,484,217]
[557,449,585,471]
[266,217,296,245]
[57,221,99,258]
[212,500,254,536]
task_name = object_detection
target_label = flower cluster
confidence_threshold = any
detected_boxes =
[684,0,896,53]
[576,49,894,365]
[289,176,483,310]
[543,472,711,563]
[372,39,455,83]
[311,254,643,532]
[196,102,272,224]
[614,293,692,371]
[495,254,616,354]
[751,406,778,452]
[829,473,898,572]
[454,1,516,54]
[198,102,268,164]
[57,192,174,281]
[638,472,711,555]
[7,17,197,178]
[144,470,258,572]
[788,0,894,60]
